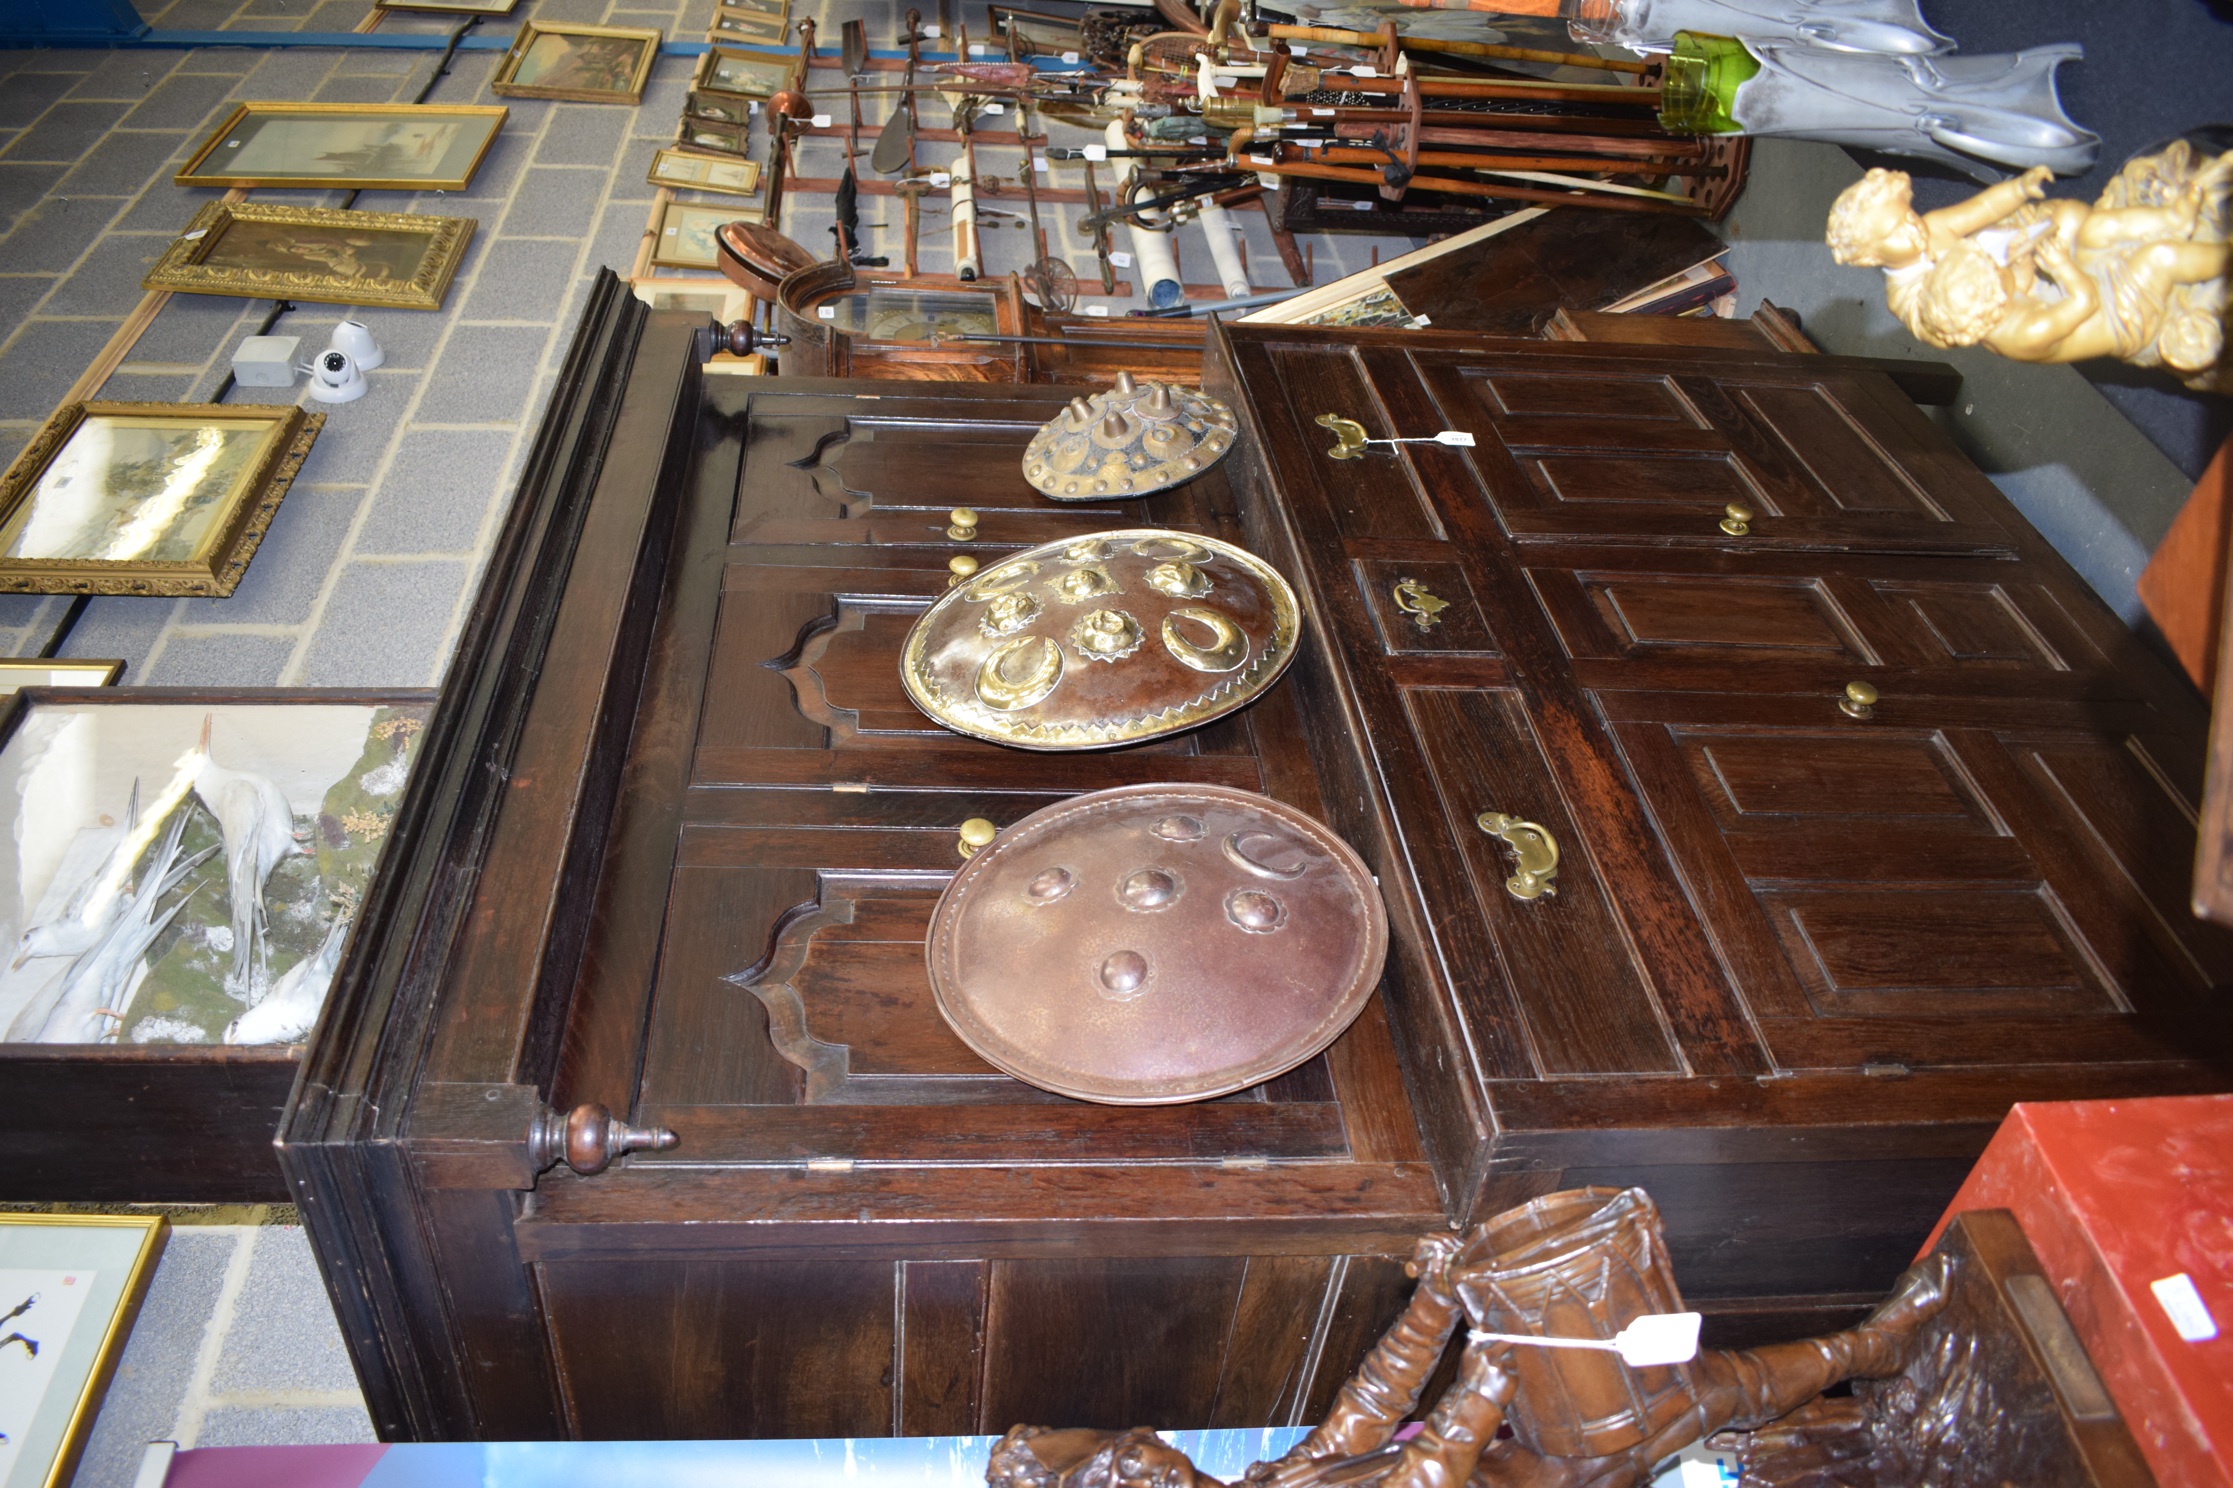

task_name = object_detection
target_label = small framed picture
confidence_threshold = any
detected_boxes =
[718,0,787,17]
[493,22,661,104]
[685,89,753,126]
[144,201,475,312]
[648,147,761,198]
[696,46,790,99]
[0,401,320,597]
[176,103,508,192]
[651,201,756,269]
[710,8,787,43]
[677,117,749,156]
[0,660,124,692]
[0,1215,165,1488]
[375,0,517,13]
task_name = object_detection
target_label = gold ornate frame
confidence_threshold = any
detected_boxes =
[695,46,790,99]
[648,146,762,197]
[492,22,661,104]
[0,659,125,691]
[650,201,748,269]
[0,1214,165,1488]
[374,0,517,13]
[175,102,509,192]
[143,201,475,311]
[0,401,322,597]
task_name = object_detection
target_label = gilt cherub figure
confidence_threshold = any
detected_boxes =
[1826,142,2232,390]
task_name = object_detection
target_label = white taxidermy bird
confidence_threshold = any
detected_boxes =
[186,714,307,994]
[11,803,214,1043]
[9,780,139,971]
[224,916,349,1046]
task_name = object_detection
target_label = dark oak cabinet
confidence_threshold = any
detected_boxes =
[281,275,2230,1442]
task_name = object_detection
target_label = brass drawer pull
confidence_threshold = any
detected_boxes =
[1317,412,1369,459]
[1392,577,1449,630]
[1476,811,1559,900]
[948,555,979,588]
[1719,502,1753,536]
[958,817,998,860]
[1839,680,1879,720]
[947,507,979,541]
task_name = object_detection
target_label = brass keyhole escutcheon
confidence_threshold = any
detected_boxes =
[1838,680,1879,720]
[1719,502,1754,537]
[958,818,998,860]
[1392,577,1449,631]
[948,554,980,589]
[1316,413,1369,460]
[1476,811,1559,901]
[948,507,980,541]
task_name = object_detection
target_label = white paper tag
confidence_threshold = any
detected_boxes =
[1248,153,1273,165]
[1434,429,1474,446]
[922,21,938,35]
[930,170,951,187]
[1259,173,1279,188]
[1084,304,1110,316]
[747,100,760,113]
[1289,42,1307,54]
[1061,50,1079,63]
[225,140,240,148]
[1082,143,1107,161]
[1411,313,1431,327]
[1311,107,1335,116]
[817,304,836,319]
[1352,63,1377,77]
[811,113,831,127]
[1109,250,1133,268]
[1033,155,1049,171]
[983,101,1005,114]
[2153,1274,2220,1341]
[969,41,990,54]
[181,228,207,241]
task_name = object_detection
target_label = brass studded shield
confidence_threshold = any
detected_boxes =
[900,529,1301,750]
[1022,373,1239,501]
[926,784,1389,1103]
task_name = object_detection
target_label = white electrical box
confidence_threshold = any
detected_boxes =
[232,334,300,387]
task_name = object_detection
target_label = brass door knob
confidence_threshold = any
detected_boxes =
[948,554,979,588]
[948,507,980,540]
[1838,680,1879,719]
[1719,502,1754,537]
[958,818,998,859]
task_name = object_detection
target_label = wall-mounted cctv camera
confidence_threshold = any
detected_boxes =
[305,348,368,404]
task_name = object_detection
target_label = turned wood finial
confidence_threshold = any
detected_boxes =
[529,1102,676,1177]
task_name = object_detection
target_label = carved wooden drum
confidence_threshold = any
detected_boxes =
[899,529,1301,750]
[925,784,1389,1104]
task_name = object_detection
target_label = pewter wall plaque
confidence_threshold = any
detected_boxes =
[926,784,1388,1103]
[899,529,1300,751]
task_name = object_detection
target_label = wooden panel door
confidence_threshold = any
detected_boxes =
[1600,687,2233,1074]
[1395,347,2015,555]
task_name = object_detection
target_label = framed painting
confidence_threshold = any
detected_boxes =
[676,117,749,156]
[696,47,789,99]
[648,147,760,198]
[717,0,787,17]
[174,103,507,192]
[374,0,517,13]
[492,22,660,104]
[0,1214,164,1488]
[0,661,123,693]
[0,401,319,597]
[651,201,755,269]
[709,9,787,43]
[684,89,752,126]
[0,695,433,1048]
[143,201,474,311]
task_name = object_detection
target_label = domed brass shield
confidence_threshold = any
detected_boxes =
[900,529,1301,750]
[926,784,1389,1104]
[1022,372,1239,501]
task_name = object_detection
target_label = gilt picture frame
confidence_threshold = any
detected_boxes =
[650,201,753,269]
[174,103,508,192]
[676,117,749,156]
[0,661,124,693]
[696,46,790,99]
[648,147,761,198]
[373,0,518,15]
[143,201,474,312]
[492,22,661,104]
[684,88,753,126]
[0,401,319,597]
[0,1214,164,1488]
[709,8,787,44]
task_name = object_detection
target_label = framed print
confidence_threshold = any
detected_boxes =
[696,47,789,98]
[0,401,319,597]
[651,201,756,269]
[677,117,749,156]
[143,201,474,312]
[0,661,123,693]
[174,103,507,192]
[718,0,787,17]
[648,147,760,198]
[375,0,517,13]
[710,9,787,43]
[492,22,660,104]
[684,89,752,126]
[0,695,433,1047]
[0,1214,164,1488]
